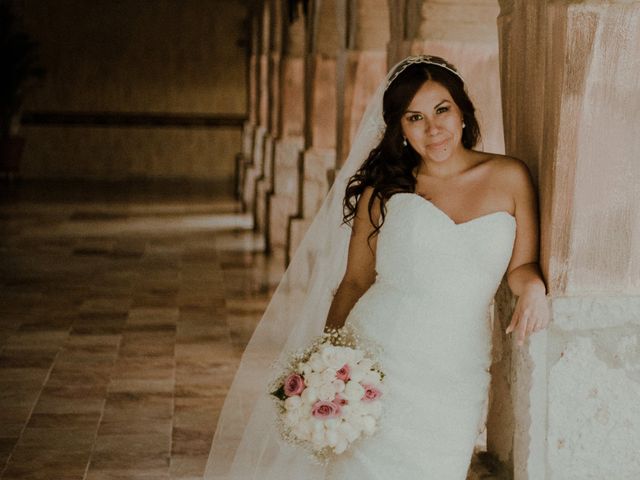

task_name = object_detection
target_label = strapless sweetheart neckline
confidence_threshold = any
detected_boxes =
[390,192,516,227]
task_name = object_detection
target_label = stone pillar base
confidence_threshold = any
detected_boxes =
[267,138,303,253]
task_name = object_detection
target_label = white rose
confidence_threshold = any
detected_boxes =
[319,345,346,370]
[318,382,337,401]
[284,395,302,411]
[293,421,312,441]
[361,415,376,435]
[320,368,337,384]
[284,410,302,427]
[348,401,365,417]
[305,372,324,388]
[308,353,327,372]
[337,421,360,442]
[360,400,382,417]
[299,362,314,376]
[349,366,367,382]
[332,379,345,393]
[357,358,374,370]
[325,428,339,447]
[361,370,381,386]
[301,386,319,403]
[336,346,356,365]
[339,404,352,419]
[343,380,365,401]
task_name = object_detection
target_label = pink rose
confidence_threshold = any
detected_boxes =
[311,400,342,419]
[361,384,382,402]
[333,393,348,406]
[336,363,350,381]
[283,373,305,396]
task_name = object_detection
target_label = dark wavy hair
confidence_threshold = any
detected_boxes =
[342,58,481,245]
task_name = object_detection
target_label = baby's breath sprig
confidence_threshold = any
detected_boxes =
[320,323,358,348]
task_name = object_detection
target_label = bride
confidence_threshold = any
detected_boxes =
[204,55,550,479]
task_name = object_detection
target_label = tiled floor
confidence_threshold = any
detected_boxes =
[0,180,282,480]
[0,180,506,479]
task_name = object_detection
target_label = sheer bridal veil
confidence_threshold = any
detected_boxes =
[204,56,422,479]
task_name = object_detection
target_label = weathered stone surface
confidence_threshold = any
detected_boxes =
[548,334,640,479]
[301,148,336,220]
[337,50,388,167]
[242,126,267,213]
[255,135,275,232]
[269,138,304,250]
[552,295,640,330]
[497,2,640,479]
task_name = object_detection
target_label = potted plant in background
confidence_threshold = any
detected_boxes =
[0,3,45,180]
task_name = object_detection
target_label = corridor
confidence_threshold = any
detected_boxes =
[0,180,282,479]
[0,180,503,479]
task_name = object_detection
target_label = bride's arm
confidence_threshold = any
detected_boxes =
[503,158,550,346]
[324,186,380,332]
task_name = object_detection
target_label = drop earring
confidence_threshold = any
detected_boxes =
[462,122,466,129]
[402,137,408,147]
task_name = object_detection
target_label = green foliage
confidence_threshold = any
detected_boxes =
[271,384,288,402]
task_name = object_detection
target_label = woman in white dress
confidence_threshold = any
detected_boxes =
[204,55,550,480]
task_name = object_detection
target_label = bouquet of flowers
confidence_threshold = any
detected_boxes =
[269,324,385,461]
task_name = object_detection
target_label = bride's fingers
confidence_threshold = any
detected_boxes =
[516,315,529,346]
[506,312,519,334]
[526,317,537,335]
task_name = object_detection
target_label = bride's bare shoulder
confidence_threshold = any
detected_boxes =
[480,153,533,186]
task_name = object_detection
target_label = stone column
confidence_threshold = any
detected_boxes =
[256,0,284,246]
[287,0,339,263]
[335,0,389,168]
[266,2,306,258]
[490,2,640,478]
[242,2,270,224]
[388,0,504,154]
[237,12,259,208]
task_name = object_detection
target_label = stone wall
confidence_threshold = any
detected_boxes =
[493,2,640,479]
[16,0,247,182]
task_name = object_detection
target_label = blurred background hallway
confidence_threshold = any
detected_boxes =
[0,179,283,479]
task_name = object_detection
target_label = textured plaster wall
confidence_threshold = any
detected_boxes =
[18,0,247,181]
[547,298,640,479]
[496,1,640,479]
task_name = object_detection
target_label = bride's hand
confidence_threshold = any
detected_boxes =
[505,286,550,346]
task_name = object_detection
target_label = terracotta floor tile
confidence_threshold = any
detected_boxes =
[84,469,170,480]
[2,331,69,350]
[0,368,50,386]
[0,436,18,468]
[107,378,174,394]
[168,454,208,478]
[26,412,102,429]
[17,427,97,451]
[89,433,171,470]
[3,447,90,479]
[45,365,114,387]
[0,383,43,410]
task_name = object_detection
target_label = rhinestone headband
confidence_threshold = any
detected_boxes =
[385,55,464,90]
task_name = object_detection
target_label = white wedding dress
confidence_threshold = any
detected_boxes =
[325,192,516,479]
[204,58,517,480]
